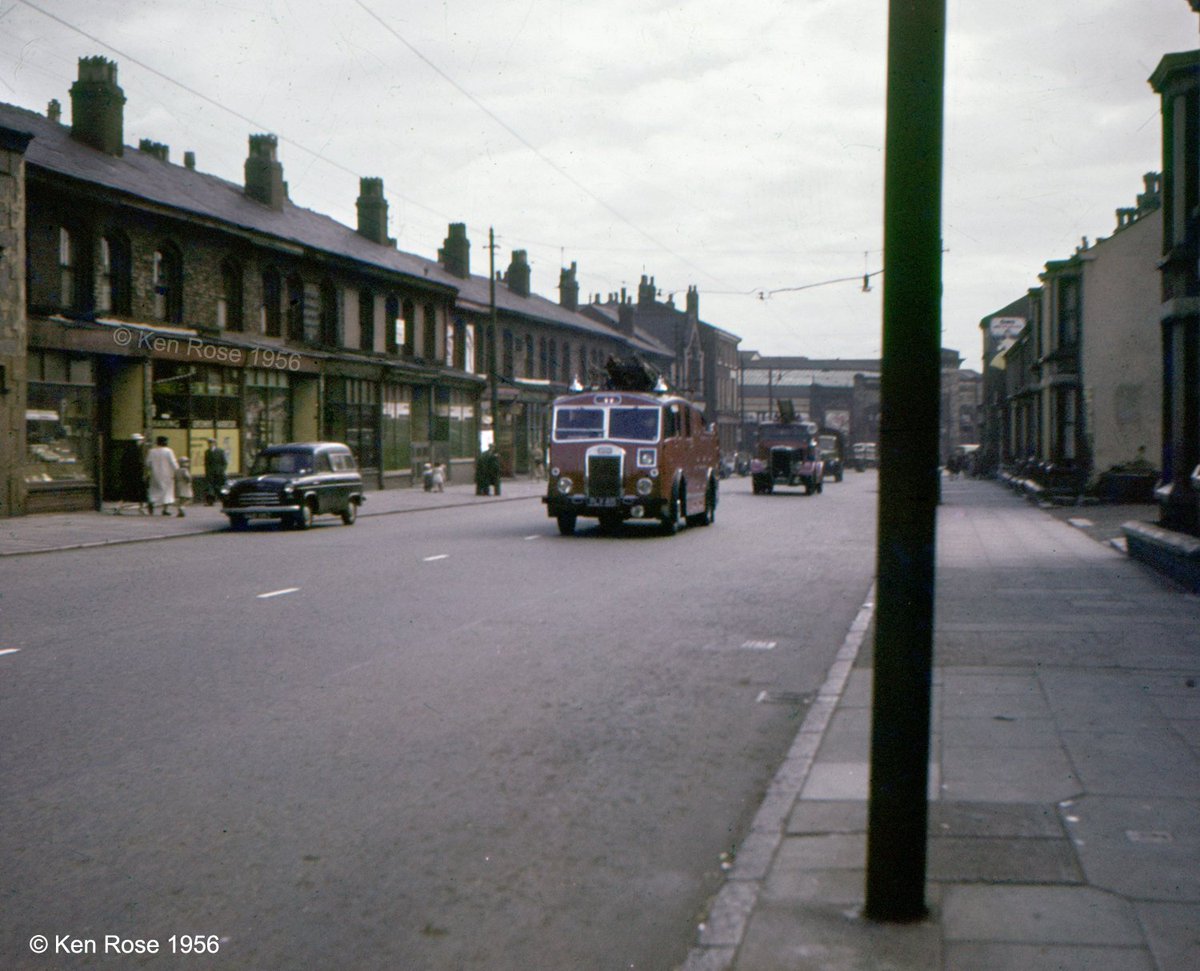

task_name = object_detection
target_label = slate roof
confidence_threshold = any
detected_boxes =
[1,101,466,293]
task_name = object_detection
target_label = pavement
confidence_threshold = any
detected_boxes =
[681,476,1199,971]
[0,476,550,556]
[3,476,1196,970]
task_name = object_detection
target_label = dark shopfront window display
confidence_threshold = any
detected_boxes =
[25,351,96,484]
[324,377,379,471]
[244,368,291,468]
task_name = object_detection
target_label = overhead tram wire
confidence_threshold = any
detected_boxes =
[14,0,471,226]
[705,267,885,300]
[350,0,738,292]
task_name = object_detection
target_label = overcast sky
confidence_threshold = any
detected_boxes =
[1,0,1195,366]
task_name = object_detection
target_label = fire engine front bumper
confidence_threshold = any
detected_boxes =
[543,495,669,521]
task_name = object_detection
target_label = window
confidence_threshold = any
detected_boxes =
[382,383,412,470]
[245,368,290,466]
[525,335,535,378]
[502,329,515,379]
[323,378,379,469]
[423,302,437,360]
[25,350,96,485]
[286,274,305,341]
[549,340,558,382]
[1056,277,1079,349]
[402,299,415,357]
[152,243,183,323]
[219,259,243,331]
[360,289,375,351]
[385,295,401,354]
[538,337,548,378]
[463,323,476,374]
[561,342,571,383]
[58,227,76,308]
[453,319,467,370]
[261,269,282,336]
[96,232,131,315]
[319,279,338,346]
[445,319,456,367]
[553,407,605,441]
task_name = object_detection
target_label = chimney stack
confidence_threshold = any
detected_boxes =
[558,261,579,311]
[70,56,125,156]
[686,285,699,318]
[356,177,393,246]
[616,296,636,336]
[138,139,169,162]
[438,223,471,278]
[504,250,531,298]
[184,151,196,170]
[244,134,286,210]
[47,100,61,124]
[638,274,656,307]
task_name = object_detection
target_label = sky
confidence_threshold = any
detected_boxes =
[0,0,1195,368]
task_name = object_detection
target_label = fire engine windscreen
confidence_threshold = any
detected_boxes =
[553,406,661,442]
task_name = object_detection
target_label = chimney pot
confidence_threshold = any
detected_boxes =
[47,99,61,123]
[244,133,286,209]
[184,151,195,170]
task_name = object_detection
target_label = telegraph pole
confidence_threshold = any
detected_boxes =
[488,227,500,449]
[865,0,946,922]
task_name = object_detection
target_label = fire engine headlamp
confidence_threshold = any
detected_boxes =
[557,477,573,495]
[549,467,560,478]
[636,477,653,496]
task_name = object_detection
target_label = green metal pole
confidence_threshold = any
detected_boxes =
[864,0,946,922]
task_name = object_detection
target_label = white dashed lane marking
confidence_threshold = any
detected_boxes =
[423,554,449,562]
[257,587,300,599]
[0,648,20,657]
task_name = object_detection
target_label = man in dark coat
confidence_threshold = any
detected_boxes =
[203,438,228,505]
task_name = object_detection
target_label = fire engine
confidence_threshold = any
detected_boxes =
[543,360,720,535]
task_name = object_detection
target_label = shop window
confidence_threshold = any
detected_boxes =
[25,350,96,485]
[286,274,305,342]
[244,368,290,467]
[324,377,380,469]
[261,269,282,336]
[153,243,183,323]
[218,258,244,332]
[359,289,375,351]
[319,279,339,346]
[381,383,412,471]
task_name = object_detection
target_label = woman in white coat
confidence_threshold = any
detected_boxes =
[145,436,179,515]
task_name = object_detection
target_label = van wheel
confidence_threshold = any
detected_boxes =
[556,513,576,536]
[341,501,358,525]
[295,501,315,530]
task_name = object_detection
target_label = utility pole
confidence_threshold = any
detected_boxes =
[864,0,946,922]
[488,227,500,450]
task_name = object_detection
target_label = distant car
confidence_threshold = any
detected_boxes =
[851,442,878,471]
[221,442,364,530]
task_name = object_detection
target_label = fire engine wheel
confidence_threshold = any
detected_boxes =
[556,513,577,536]
[687,481,716,527]
[661,491,680,535]
[804,480,815,495]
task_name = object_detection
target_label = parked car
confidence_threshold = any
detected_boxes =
[221,442,364,530]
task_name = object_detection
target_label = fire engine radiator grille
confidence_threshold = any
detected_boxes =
[770,448,791,478]
[587,455,622,498]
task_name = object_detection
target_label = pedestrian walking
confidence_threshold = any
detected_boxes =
[432,463,445,492]
[203,438,227,505]
[174,456,194,517]
[422,462,434,492]
[145,436,179,516]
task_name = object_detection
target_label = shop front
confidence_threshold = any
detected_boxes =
[24,349,98,512]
